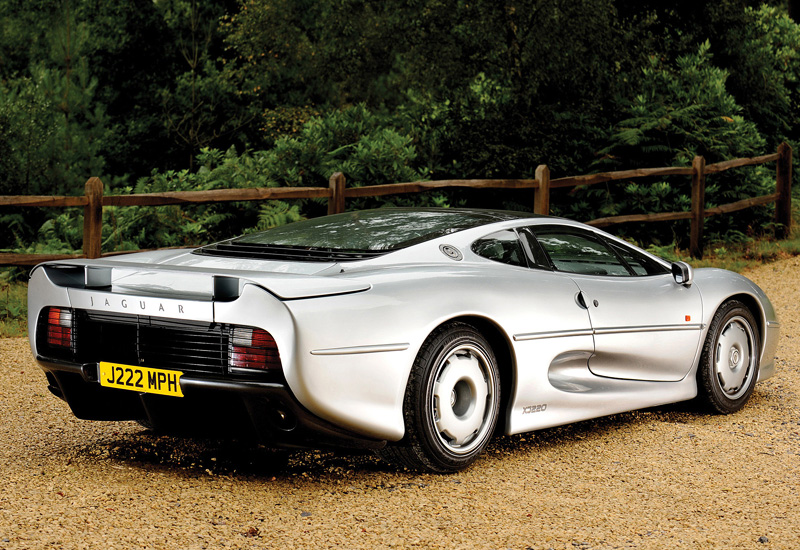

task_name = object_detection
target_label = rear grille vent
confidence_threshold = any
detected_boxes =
[75,311,228,375]
[140,323,227,373]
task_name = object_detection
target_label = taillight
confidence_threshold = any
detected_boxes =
[46,307,74,348]
[229,327,281,371]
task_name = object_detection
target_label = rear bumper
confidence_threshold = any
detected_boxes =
[37,356,386,451]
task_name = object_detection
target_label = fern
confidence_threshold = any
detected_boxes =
[257,201,304,230]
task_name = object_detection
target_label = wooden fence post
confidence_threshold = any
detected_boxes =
[775,141,793,239]
[690,156,706,259]
[328,172,346,215]
[82,177,103,259]
[534,165,550,215]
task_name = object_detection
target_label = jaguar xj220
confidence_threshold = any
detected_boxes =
[28,208,779,472]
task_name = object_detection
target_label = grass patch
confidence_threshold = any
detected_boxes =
[0,279,27,338]
[649,197,800,273]
[647,231,800,273]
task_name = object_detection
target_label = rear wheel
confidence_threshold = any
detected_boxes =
[697,300,760,414]
[381,323,500,472]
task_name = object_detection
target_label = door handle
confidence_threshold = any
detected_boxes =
[575,291,589,309]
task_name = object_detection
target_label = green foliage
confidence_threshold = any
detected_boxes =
[572,42,774,244]
[643,204,800,272]
[0,1,112,248]
[259,104,321,144]
[221,0,403,108]
[0,1,109,199]
[600,42,766,167]
[17,104,449,254]
[221,0,324,105]
[11,147,274,255]
[261,104,439,211]
[0,74,55,197]
[0,0,59,76]
[0,278,28,338]
[3,0,800,259]
[38,3,110,196]
[265,104,418,185]
[100,147,275,250]
[221,0,624,184]
[256,201,304,231]
[156,0,254,168]
[74,1,184,177]
[724,5,800,145]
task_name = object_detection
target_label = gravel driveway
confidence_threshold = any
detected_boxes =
[1,257,799,549]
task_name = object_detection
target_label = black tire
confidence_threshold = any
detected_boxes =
[380,322,501,473]
[697,300,761,414]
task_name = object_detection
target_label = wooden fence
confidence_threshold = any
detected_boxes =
[0,142,791,266]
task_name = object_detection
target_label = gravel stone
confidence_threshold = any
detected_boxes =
[1,257,800,548]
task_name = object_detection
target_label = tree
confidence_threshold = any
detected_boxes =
[572,42,772,244]
[74,0,178,178]
[0,0,108,196]
[157,0,249,168]
[721,5,800,146]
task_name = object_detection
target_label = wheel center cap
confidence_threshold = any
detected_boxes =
[450,389,456,408]
[730,348,740,367]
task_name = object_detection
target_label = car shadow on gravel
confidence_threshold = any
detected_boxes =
[485,396,734,456]
[75,426,392,478]
[68,393,757,479]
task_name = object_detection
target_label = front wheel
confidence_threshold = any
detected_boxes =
[697,300,761,414]
[381,323,501,473]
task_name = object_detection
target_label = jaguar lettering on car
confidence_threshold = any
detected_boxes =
[64,288,214,321]
[89,295,186,314]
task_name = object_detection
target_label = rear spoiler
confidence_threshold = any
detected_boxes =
[32,261,371,301]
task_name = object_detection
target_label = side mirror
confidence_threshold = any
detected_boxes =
[671,261,694,287]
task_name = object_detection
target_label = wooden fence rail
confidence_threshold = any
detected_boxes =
[0,143,791,266]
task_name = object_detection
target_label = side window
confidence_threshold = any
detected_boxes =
[534,230,631,276]
[609,241,669,276]
[472,230,527,267]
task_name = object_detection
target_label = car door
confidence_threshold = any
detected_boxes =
[471,228,595,341]
[527,226,703,382]
[471,227,596,363]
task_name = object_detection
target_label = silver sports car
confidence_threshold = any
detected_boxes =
[28,208,779,472]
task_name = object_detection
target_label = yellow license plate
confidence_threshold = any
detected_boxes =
[99,361,184,398]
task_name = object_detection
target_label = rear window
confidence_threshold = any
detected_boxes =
[231,209,519,251]
[472,230,527,267]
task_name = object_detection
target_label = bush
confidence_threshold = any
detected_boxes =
[15,105,447,256]
[259,104,450,212]
[570,41,774,245]
[723,5,800,147]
